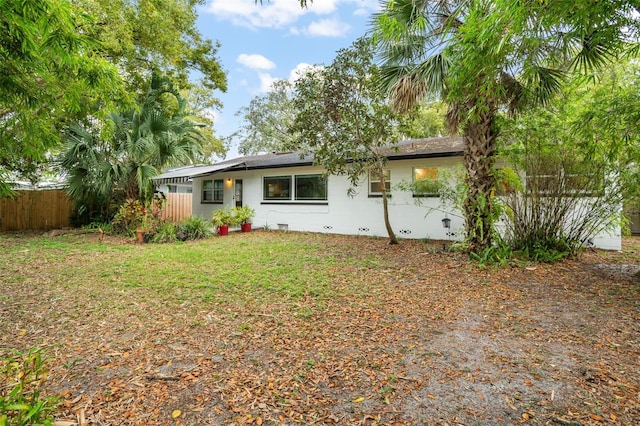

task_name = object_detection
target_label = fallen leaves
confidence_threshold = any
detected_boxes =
[1,233,639,425]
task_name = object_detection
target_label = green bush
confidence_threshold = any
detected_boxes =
[470,240,513,268]
[514,237,573,263]
[111,198,164,237]
[152,222,178,243]
[178,217,212,240]
[0,348,58,426]
[110,199,147,235]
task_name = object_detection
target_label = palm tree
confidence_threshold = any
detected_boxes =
[61,74,205,222]
[373,0,634,252]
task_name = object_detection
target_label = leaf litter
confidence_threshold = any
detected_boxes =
[0,232,638,425]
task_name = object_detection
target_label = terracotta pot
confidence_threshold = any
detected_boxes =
[240,223,252,232]
[218,225,229,236]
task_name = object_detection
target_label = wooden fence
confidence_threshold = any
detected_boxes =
[0,190,74,231]
[160,193,192,222]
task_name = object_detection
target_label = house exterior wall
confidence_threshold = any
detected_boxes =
[191,157,622,250]
[193,157,465,242]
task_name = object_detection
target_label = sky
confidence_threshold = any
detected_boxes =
[195,0,380,159]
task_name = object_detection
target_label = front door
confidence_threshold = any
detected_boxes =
[235,179,243,207]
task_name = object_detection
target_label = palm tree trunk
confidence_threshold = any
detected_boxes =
[463,110,498,252]
[379,166,398,245]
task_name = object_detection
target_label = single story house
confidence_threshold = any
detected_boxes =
[153,137,622,250]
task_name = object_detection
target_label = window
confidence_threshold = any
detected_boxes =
[413,167,441,197]
[295,174,327,200]
[213,179,224,201]
[369,169,390,196]
[264,176,291,200]
[525,160,604,197]
[202,180,213,202]
[202,179,223,203]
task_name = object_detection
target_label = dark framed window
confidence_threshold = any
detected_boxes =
[202,180,213,202]
[369,169,390,196]
[213,179,224,202]
[295,174,327,200]
[203,179,223,203]
[263,176,292,200]
[413,167,442,197]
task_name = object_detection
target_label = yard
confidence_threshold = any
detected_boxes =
[1,231,639,425]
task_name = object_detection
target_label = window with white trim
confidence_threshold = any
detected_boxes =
[368,169,390,196]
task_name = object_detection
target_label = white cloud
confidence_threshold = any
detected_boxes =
[237,54,276,70]
[305,18,351,37]
[206,0,333,30]
[205,0,378,33]
[258,72,278,93]
[351,0,379,16]
[288,63,321,82]
[252,63,320,95]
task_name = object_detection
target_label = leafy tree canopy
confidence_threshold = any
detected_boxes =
[400,101,448,139]
[373,0,639,252]
[0,0,126,196]
[60,74,207,223]
[292,37,409,244]
[1,0,227,197]
[76,0,227,95]
[233,79,299,156]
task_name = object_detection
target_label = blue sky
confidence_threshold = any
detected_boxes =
[196,0,379,158]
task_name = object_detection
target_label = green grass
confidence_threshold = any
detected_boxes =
[0,232,354,312]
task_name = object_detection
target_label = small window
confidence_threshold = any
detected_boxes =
[295,174,327,200]
[413,167,441,197]
[202,180,213,202]
[369,169,390,196]
[203,179,223,203]
[264,176,292,200]
[213,179,224,202]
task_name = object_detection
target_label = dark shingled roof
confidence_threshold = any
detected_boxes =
[153,136,463,181]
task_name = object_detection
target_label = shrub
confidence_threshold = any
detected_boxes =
[178,217,212,241]
[111,198,165,237]
[0,348,58,426]
[152,222,178,243]
[111,199,146,235]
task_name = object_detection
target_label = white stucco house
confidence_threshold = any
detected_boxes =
[152,136,622,250]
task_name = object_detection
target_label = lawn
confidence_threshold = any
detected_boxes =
[1,231,639,425]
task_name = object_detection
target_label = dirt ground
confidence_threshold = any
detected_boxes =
[1,233,639,426]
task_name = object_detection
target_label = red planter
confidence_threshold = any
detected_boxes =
[218,225,229,236]
[240,223,252,232]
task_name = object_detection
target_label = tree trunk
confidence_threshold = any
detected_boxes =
[463,110,498,253]
[379,166,398,245]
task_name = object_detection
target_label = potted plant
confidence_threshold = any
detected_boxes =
[232,206,255,232]
[211,208,236,236]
